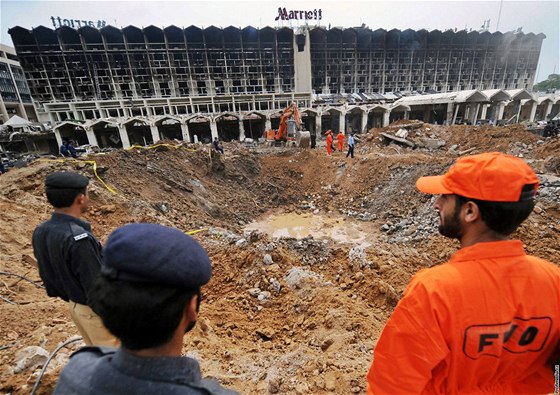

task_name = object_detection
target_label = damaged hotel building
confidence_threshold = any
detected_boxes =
[7,24,559,150]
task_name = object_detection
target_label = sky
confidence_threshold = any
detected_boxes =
[1,0,558,83]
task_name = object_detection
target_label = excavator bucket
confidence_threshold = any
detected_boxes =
[296,130,311,148]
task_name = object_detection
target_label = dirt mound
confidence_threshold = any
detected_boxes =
[0,130,558,394]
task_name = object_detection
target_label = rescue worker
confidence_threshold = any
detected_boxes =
[337,131,344,152]
[326,130,333,156]
[346,133,355,158]
[54,223,238,395]
[32,172,118,347]
[367,152,560,394]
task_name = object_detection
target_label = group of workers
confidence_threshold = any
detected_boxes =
[325,130,355,158]
[31,150,559,394]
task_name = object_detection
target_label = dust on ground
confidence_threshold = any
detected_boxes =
[0,123,558,394]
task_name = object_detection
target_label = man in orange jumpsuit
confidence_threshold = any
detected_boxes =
[367,152,560,394]
[337,131,344,152]
[326,130,333,156]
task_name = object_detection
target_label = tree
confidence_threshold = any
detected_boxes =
[533,74,560,92]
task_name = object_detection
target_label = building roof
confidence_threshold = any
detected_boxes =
[4,115,31,127]
[505,89,534,100]
[481,89,511,101]
[394,89,488,106]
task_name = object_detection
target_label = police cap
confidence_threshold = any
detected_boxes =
[45,172,89,189]
[101,223,211,288]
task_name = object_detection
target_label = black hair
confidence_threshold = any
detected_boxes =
[89,276,199,350]
[455,184,536,236]
[46,186,86,208]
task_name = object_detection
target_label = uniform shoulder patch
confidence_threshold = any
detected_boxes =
[74,233,88,241]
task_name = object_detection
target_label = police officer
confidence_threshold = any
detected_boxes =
[32,171,118,347]
[54,223,238,395]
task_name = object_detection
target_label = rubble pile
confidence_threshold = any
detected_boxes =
[0,123,558,394]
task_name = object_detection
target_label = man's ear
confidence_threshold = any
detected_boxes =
[463,201,481,223]
[185,294,198,322]
[74,193,85,206]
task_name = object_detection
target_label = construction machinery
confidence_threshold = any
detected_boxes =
[265,102,311,148]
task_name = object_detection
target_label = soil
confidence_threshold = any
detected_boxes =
[0,124,558,394]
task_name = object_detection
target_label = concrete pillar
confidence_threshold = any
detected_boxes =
[382,110,390,127]
[464,104,471,122]
[338,111,345,133]
[480,104,489,121]
[118,126,131,149]
[471,103,480,124]
[315,114,322,136]
[54,129,63,151]
[85,128,99,147]
[423,108,431,123]
[149,125,160,144]
[544,102,553,120]
[180,123,190,142]
[446,102,454,126]
[529,102,538,122]
[452,105,460,125]
[361,111,368,132]
[69,103,80,120]
[238,118,246,141]
[17,103,28,119]
[265,118,272,131]
[514,101,522,123]
[210,120,218,140]
[0,96,9,123]
[497,103,506,120]
[48,110,56,125]
[404,110,410,120]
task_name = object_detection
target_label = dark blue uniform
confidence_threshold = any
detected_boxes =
[32,213,102,305]
[54,347,238,395]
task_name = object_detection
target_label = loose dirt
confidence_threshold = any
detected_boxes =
[0,123,558,394]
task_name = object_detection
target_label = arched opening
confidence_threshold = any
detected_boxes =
[519,100,536,122]
[345,107,364,133]
[243,113,266,140]
[320,109,342,136]
[187,116,211,143]
[301,110,317,135]
[368,108,385,129]
[215,114,240,141]
[56,123,89,146]
[124,119,153,146]
[155,117,183,141]
[270,111,283,130]
[92,121,122,149]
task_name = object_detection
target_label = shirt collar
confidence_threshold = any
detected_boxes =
[450,240,525,263]
[51,212,91,232]
[111,348,203,385]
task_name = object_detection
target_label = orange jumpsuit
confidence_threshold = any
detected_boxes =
[337,132,344,152]
[326,133,333,155]
[367,240,560,394]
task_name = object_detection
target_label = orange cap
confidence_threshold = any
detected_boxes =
[416,152,539,202]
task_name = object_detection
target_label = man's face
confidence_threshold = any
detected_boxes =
[434,194,464,239]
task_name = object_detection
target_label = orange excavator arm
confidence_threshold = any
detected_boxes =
[275,103,300,141]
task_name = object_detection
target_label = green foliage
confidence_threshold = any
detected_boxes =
[533,74,560,92]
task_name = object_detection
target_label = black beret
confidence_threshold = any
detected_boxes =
[101,223,211,288]
[45,172,89,189]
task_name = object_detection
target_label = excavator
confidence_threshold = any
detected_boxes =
[265,102,311,148]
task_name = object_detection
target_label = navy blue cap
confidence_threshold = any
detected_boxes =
[45,172,89,189]
[101,223,211,288]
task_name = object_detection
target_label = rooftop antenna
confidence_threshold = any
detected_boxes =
[496,0,503,31]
